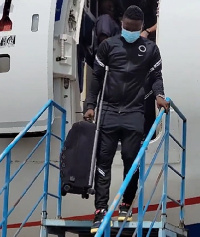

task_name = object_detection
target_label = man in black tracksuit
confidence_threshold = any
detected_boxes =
[84,5,169,234]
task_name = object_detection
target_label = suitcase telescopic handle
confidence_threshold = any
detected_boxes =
[88,66,109,187]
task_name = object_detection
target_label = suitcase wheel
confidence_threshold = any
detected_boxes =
[63,184,71,192]
[88,188,96,195]
[82,193,89,199]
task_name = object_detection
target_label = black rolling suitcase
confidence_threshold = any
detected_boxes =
[60,66,109,199]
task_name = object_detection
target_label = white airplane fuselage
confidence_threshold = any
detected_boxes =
[0,0,200,236]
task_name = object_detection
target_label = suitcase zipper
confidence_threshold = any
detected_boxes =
[70,122,81,184]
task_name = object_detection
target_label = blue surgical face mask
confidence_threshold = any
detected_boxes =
[121,27,140,43]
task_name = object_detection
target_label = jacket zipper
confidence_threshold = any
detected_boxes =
[119,60,130,113]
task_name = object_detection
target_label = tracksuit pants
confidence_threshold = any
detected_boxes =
[94,111,143,210]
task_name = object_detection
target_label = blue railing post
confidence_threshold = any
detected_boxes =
[161,111,170,225]
[57,109,66,218]
[104,220,111,237]
[2,152,11,237]
[137,152,145,236]
[180,120,187,227]
[42,103,53,219]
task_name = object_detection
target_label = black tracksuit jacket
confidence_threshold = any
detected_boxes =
[87,35,164,113]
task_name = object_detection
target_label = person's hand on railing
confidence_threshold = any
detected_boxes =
[156,96,170,113]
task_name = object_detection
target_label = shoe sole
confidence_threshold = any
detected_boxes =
[91,228,98,234]
[118,216,133,222]
[90,221,113,234]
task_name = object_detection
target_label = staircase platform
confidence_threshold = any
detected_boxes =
[41,219,188,236]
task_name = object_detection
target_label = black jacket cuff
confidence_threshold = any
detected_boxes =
[87,104,95,110]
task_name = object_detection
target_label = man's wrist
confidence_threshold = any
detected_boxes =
[145,29,151,34]
[156,94,165,99]
[87,104,95,110]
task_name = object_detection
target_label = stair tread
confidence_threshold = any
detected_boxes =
[42,220,160,235]
[42,220,187,236]
[43,219,162,228]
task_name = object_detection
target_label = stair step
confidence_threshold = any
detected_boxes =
[42,219,188,236]
[42,220,161,236]
[43,220,160,236]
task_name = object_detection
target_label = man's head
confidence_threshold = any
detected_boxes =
[100,0,115,18]
[122,5,144,32]
[121,5,144,43]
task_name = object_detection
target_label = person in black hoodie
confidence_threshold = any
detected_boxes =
[84,5,169,234]
[94,0,121,53]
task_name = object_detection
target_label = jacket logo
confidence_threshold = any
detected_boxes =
[138,45,146,57]
[139,45,146,53]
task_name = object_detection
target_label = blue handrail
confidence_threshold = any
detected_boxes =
[0,100,66,237]
[95,97,187,237]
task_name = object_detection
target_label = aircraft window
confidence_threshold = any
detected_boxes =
[0,54,10,73]
[31,14,39,32]
[0,0,12,32]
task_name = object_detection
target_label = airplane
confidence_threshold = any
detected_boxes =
[0,0,200,236]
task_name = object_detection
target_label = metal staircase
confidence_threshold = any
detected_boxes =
[0,98,188,237]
